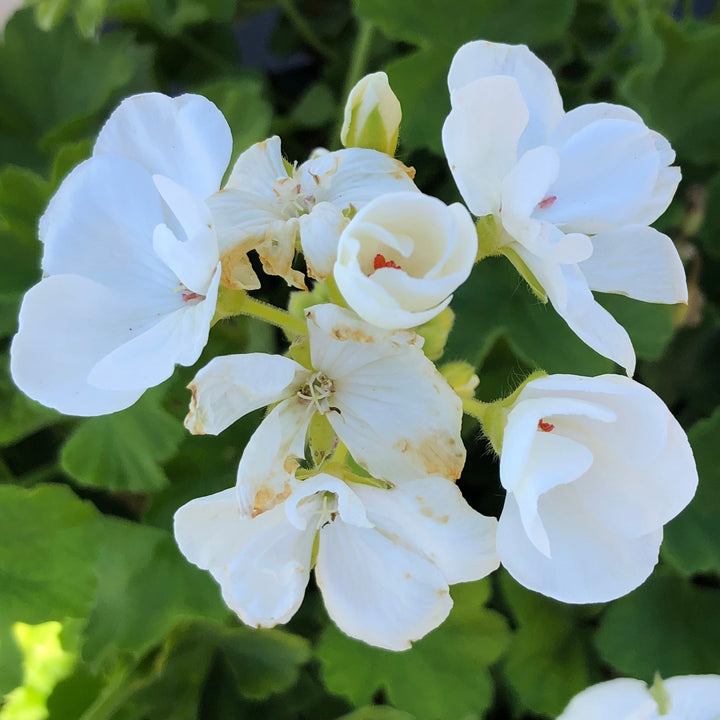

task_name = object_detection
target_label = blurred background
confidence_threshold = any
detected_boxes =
[1,0,720,718]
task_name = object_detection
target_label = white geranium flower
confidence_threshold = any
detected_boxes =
[11,93,229,416]
[333,192,477,329]
[442,41,688,375]
[174,473,499,650]
[207,135,419,289]
[558,675,720,720]
[185,303,466,516]
[495,374,697,603]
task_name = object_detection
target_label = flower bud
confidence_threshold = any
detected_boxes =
[333,192,477,329]
[340,72,402,155]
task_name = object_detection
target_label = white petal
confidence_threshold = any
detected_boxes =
[174,488,314,628]
[580,225,688,304]
[354,478,499,583]
[547,102,644,147]
[94,92,232,199]
[185,353,309,435]
[557,678,654,720]
[305,305,466,482]
[541,118,661,234]
[10,275,145,416]
[86,267,220,392]
[664,675,720,718]
[224,135,289,196]
[448,40,563,152]
[152,175,219,295]
[443,75,528,216]
[315,520,452,650]
[40,155,175,296]
[497,484,662,603]
[298,202,348,280]
[236,398,315,516]
[301,147,418,209]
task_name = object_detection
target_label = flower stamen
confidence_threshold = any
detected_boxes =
[297,372,335,415]
[538,419,555,433]
[373,253,402,271]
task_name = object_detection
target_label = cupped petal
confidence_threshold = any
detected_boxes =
[305,305,465,482]
[224,135,289,196]
[547,102,644,147]
[442,75,528,216]
[40,155,175,296]
[152,175,219,295]
[354,477,499,584]
[174,488,314,628]
[185,353,309,435]
[497,484,662,603]
[580,225,688,304]
[298,201,348,280]
[315,519,452,650]
[448,40,563,152]
[94,92,232,199]
[540,118,661,234]
[301,147,418,209]
[87,267,220,392]
[557,678,656,720]
[236,398,315,516]
[11,275,147,416]
[664,675,720,718]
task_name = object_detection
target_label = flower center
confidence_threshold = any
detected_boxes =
[274,176,317,219]
[373,253,402,271]
[537,418,555,433]
[297,372,336,415]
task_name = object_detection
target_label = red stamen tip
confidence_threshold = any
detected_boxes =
[538,195,557,210]
[182,290,203,303]
[538,419,555,433]
[373,253,402,271]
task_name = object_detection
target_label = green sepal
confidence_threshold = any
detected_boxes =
[288,281,330,320]
[211,285,248,325]
[415,307,454,361]
[306,413,337,468]
[500,246,548,303]
[649,672,672,715]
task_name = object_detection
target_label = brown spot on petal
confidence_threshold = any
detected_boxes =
[220,244,261,290]
[252,482,292,517]
[184,383,206,434]
[329,324,377,344]
[395,433,465,480]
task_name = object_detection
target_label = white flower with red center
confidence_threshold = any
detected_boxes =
[11,92,230,415]
[495,373,697,603]
[206,135,419,289]
[333,192,478,329]
[558,675,720,720]
[174,472,499,650]
[442,40,688,375]
[185,303,466,516]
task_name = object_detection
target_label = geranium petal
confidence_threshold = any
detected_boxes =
[305,305,465,482]
[664,675,720,718]
[94,92,232,198]
[298,201,348,280]
[497,484,662,603]
[580,226,688,304]
[448,40,563,152]
[174,488,314,628]
[11,275,147,416]
[185,353,309,435]
[557,678,656,720]
[354,478,499,583]
[443,75,528,216]
[315,520,452,650]
[224,135,288,196]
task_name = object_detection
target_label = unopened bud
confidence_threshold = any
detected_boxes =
[340,72,402,155]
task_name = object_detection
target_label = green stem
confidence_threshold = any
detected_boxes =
[279,0,336,59]
[331,19,375,149]
[461,397,491,423]
[324,274,348,308]
[240,295,308,337]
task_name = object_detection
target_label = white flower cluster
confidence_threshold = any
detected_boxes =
[10,42,698,649]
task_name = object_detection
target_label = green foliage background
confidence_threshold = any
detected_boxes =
[1,0,719,718]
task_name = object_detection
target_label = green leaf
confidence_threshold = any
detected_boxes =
[27,0,109,37]
[0,485,101,693]
[353,0,575,153]
[0,10,151,170]
[594,568,720,680]
[337,708,416,720]
[81,517,228,668]
[621,16,720,165]
[317,580,510,720]
[662,405,720,575]
[0,354,59,447]
[499,572,600,717]
[60,390,185,493]
[446,258,615,377]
